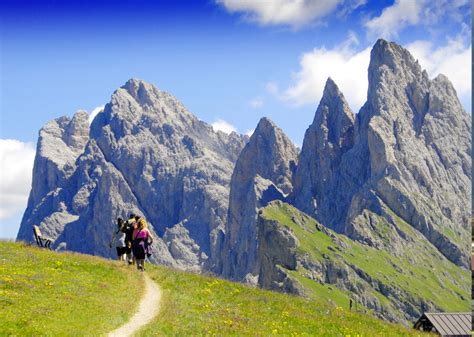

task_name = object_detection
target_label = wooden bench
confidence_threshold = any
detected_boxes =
[33,225,53,249]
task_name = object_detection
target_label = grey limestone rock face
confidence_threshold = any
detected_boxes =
[17,111,90,241]
[18,79,246,271]
[219,117,298,282]
[292,78,355,233]
[163,221,209,272]
[292,39,471,268]
[347,40,471,267]
[256,207,301,294]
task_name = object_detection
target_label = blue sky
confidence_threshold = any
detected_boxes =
[0,0,471,239]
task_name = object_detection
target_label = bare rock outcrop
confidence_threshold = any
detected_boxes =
[292,78,355,233]
[346,40,471,267]
[219,117,298,283]
[17,111,90,241]
[291,39,471,267]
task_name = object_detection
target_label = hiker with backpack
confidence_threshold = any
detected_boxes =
[109,218,127,261]
[125,214,137,265]
[132,217,153,272]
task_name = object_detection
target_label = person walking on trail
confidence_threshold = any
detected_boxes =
[109,218,127,261]
[132,217,153,272]
[125,214,136,265]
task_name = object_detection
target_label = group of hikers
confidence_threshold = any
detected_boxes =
[109,214,153,271]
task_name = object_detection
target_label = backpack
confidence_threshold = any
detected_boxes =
[125,223,134,242]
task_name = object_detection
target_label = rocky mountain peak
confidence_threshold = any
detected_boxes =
[368,39,428,102]
[254,116,276,134]
[315,78,355,145]
[19,78,247,274]
[219,117,298,282]
[429,73,464,111]
[291,78,355,231]
[105,78,192,120]
[342,40,472,267]
[370,39,420,74]
[243,117,298,195]
[319,77,339,101]
[18,109,91,241]
[90,78,200,147]
[123,77,153,90]
[120,78,161,107]
[250,117,292,152]
[37,111,90,169]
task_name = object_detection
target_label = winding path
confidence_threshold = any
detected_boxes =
[108,274,162,337]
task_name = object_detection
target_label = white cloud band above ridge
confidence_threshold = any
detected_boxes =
[365,0,421,39]
[282,34,471,113]
[283,34,370,112]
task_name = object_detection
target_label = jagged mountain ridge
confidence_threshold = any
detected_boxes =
[18,79,247,271]
[17,39,471,324]
[217,39,470,323]
[291,39,471,268]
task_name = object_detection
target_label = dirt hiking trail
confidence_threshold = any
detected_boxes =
[108,274,162,337]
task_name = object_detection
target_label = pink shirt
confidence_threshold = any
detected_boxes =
[133,228,149,241]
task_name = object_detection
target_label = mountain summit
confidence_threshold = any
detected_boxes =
[352,39,470,266]
[291,39,471,268]
[18,78,247,270]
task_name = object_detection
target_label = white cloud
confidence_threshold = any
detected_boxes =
[283,32,471,113]
[216,0,366,29]
[283,34,370,112]
[211,119,238,135]
[407,37,471,108]
[244,129,255,137]
[365,0,470,39]
[365,0,421,39]
[249,97,264,109]
[0,139,35,221]
[265,82,279,95]
[88,105,105,125]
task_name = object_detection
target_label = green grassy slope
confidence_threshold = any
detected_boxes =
[260,202,470,321]
[0,241,143,336]
[0,241,430,336]
[139,265,430,336]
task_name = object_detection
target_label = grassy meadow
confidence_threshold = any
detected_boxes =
[0,241,143,335]
[139,265,431,336]
[0,241,434,336]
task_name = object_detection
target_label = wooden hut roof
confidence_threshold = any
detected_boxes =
[414,312,471,336]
